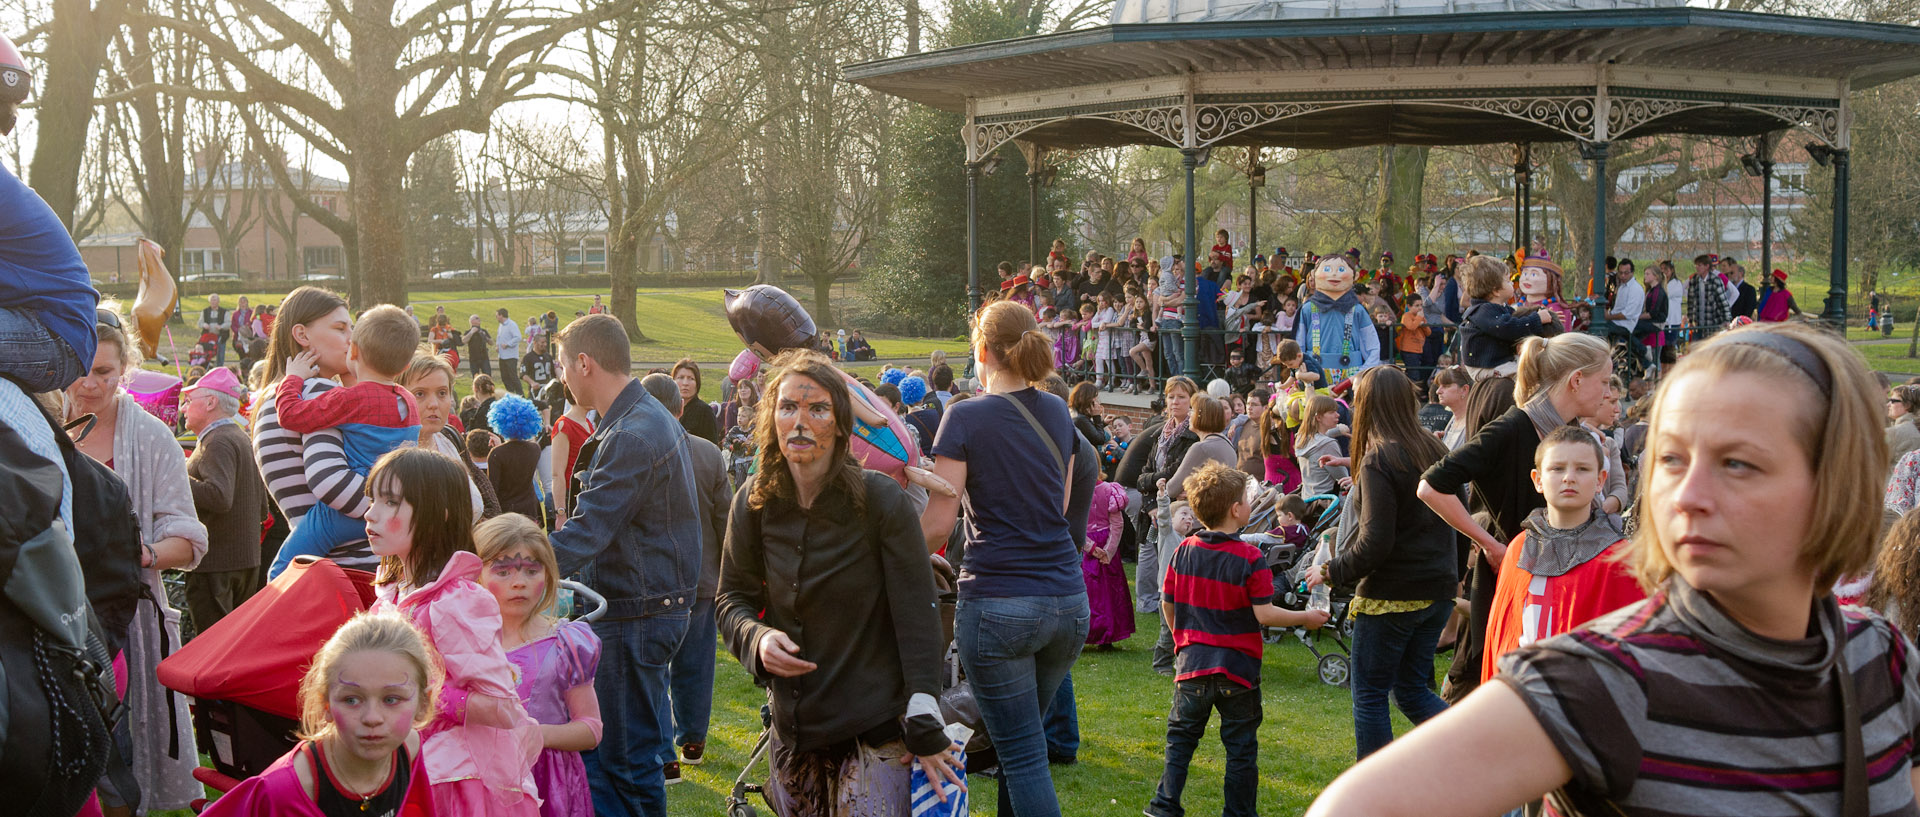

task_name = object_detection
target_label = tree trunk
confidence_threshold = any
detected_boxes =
[811,270,836,328]
[29,0,128,230]
[351,147,409,307]
[1372,145,1427,265]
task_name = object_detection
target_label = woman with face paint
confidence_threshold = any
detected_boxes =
[717,350,962,815]
[920,300,1087,817]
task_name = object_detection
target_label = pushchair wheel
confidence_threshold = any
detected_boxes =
[1340,614,1356,640]
[728,804,758,817]
[1318,653,1351,688]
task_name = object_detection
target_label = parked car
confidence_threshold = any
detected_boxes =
[301,272,344,282]
[180,271,242,283]
[431,269,481,280]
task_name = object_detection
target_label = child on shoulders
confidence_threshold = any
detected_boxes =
[1457,255,1556,380]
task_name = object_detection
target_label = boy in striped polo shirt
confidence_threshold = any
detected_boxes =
[1149,464,1329,817]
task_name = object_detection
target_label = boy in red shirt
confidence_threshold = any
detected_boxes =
[1480,424,1646,682]
[1150,463,1327,817]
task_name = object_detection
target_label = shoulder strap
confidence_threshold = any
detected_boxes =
[1837,631,1867,817]
[988,392,1065,476]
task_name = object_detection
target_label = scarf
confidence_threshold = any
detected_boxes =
[1668,577,1839,674]
[1307,289,1360,313]
[1154,418,1189,471]
[1517,507,1625,578]
[1521,394,1570,440]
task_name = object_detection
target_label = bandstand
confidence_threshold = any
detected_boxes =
[845,0,1920,377]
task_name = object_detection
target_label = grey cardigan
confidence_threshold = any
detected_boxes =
[1168,432,1240,501]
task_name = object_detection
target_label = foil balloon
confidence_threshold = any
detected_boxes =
[728,348,760,383]
[722,284,922,487]
[133,238,176,361]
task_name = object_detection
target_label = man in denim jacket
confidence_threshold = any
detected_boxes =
[551,314,702,817]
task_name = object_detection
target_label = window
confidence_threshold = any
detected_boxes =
[304,246,341,272]
[181,249,224,275]
[582,237,606,272]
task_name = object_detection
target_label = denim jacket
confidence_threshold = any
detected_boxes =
[551,378,702,620]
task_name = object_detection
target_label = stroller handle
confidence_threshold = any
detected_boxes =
[560,580,608,623]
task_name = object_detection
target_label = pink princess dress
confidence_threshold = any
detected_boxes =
[503,619,600,817]
[1083,481,1136,646]
[374,550,544,816]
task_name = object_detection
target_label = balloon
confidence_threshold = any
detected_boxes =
[724,285,817,361]
[133,238,176,361]
[728,349,760,383]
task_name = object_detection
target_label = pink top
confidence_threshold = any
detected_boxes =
[373,551,543,802]
[197,741,437,817]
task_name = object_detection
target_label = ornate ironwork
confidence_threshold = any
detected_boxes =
[1192,102,1329,145]
[969,104,1187,158]
[1738,104,1842,147]
[1448,96,1598,141]
[1607,96,1711,139]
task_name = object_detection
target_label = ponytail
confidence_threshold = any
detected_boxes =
[1514,333,1610,402]
[974,300,1056,384]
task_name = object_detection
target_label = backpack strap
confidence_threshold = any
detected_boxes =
[986,392,1065,476]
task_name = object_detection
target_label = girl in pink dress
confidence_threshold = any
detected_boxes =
[474,514,602,817]
[365,448,543,816]
[199,612,440,817]
[1083,480,1136,646]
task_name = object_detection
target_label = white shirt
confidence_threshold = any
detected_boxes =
[496,319,523,360]
[1611,278,1645,328]
[1664,279,1686,327]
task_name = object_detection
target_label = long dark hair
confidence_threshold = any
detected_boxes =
[258,286,347,388]
[368,448,475,588]
[747,350,867,513]
[1350,366,1447,476]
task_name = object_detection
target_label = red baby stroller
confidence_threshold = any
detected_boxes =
[156,557,376,811]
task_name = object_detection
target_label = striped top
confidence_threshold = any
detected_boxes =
[1498,579,1920,817]
[1162,530,1274,688]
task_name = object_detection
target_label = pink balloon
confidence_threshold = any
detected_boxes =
[729,349,761,382]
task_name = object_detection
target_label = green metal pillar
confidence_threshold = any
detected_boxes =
[1182,149,1200,379]
[965,162,981,317]
[1581,141,1610,293]
[1824,149,1851,328]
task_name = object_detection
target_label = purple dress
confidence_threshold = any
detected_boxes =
[1084,481,1137,646]
[504,619,601,817]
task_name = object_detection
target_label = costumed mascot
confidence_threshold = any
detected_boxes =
[723,285,953,505]
[1514,255,1572,334]
[1294,253,1381,387]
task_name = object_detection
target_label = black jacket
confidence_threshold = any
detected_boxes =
[1328,446,1459,602]
[1073,411,1110,449]
[1421,406,1543,543]
[680,397,722,446]
[718,471,947,755]
[1459,301,1547,369]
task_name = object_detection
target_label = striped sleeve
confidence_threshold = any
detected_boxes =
[1497,633,1649,801]
[254,391,318,522]
[302,426,370,519]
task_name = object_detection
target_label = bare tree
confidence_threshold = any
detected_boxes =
[151,0,634,306]
[24,0,130,230]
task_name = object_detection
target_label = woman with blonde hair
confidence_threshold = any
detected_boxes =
[1417,332,1611,700]
[1313,322,1918,817]
[920,300,1082,817]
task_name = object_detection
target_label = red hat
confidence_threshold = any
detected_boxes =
[1000,279,1016,291]
[0,33,29,105]
[1010,274,1031,288]
[1773,269,1788,281]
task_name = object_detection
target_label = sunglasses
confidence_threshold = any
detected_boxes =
[96,308,123,330]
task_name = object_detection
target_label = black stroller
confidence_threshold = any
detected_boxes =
[1243,493,1357,687]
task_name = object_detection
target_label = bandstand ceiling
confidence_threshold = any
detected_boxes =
[843,8,1920,153]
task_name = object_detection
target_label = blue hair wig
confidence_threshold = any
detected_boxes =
[488,394,543,441]
[880,367,908,387]
[899,376,929,407]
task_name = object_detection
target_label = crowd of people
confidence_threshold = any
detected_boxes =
[8,32,1920,817]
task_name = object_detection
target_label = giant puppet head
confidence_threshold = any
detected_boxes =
[1312,254,1357,300]
[1517,256,1563,303]
[722,284,925,489]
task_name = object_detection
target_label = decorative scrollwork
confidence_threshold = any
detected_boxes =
[1192,102,1327,146]
[969,105,1187,159]
[1608,97,1712,139]
[1738,104,1842,147]
[1450,96,1598,140]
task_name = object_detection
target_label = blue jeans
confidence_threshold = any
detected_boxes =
[1157,317,1185,378]
[1043,671,1078,761]
[1349,600,1451,759]
[661,596,716,761]
[956,593,1090,817]
[0,307,84,393]
[585,612,690,817]
[1147,676,1262,817]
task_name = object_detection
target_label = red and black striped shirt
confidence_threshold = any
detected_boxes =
[1162,530,1273,688]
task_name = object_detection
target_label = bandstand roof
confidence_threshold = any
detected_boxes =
[843,7,1920,157]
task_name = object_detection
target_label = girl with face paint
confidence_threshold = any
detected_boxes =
[476,513,603,817]
[364,448,544,817]
[198,613,439,816]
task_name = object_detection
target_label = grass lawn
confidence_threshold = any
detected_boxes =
[661,564,1418,816]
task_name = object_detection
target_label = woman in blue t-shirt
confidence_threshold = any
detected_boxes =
[922,300,1087,817]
